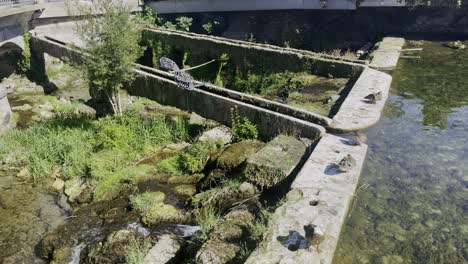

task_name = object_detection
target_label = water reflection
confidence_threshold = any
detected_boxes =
[334,41,468,263]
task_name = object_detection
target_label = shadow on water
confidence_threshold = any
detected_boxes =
[334,40,468,263]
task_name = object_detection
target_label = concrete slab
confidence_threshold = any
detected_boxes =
[330,67,391,133]
[246,133,368,264]
[370,37,405,71]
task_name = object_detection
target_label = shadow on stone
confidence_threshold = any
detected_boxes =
[324,163,342,176]
[276,231,309,251]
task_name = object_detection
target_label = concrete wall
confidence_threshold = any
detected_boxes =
[149,0,361,14]
[144,29,363,79]
[29,35,325,139]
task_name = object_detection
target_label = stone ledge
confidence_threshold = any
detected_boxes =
[246,133,368,264]
[330,67,392,133]
[370,37,405,71]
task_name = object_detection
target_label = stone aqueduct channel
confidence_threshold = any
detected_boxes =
[1,20,402,263]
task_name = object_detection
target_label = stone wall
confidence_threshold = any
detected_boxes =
[143,29,363,79]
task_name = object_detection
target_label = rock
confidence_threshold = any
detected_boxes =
[131,192,187,226]
[195,240,241,264]
[11,104,33,112]
[64,178,87,203]
[73,104,96,116]
[81,230,145,264]
[163,142,191,152]
[52,178,65,192]
[40,111,54,120]
[189,112,206,126]
[216,140,265,171]
[0,86,12,134]
[325,94,340,104]
[16,168,30,180]
[199,126,233,145]
[38,102,54,111]
[446,41,466,50]
[143,234,182,264]
[174,184,197,197]
[51,246,73,264]
[193,183,259,213]
[244,135,310,188]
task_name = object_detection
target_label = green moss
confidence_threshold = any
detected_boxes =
[244,135,308,188]
[131,191,185,225]
[217,140,264,171]
[174,184,197,197]
[93,165,153,201]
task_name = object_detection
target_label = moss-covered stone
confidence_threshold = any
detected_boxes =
[192,182,258,213]
[131,192,187,225]
[195,240,241,264]
[244,135,309,189]
[174,184,197,197]
[216,140,265,171]
[50,247,72,264]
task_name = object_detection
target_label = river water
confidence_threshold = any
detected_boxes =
[334,41,468,263]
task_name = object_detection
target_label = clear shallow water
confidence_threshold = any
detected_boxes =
[334,41,468,263]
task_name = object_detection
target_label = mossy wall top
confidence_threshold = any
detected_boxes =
[143,29,363,79]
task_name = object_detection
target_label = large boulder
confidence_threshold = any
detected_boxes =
[0,85,12,134]
[216,140,265,171]
[143,234,183,264]
[244,135,311,189]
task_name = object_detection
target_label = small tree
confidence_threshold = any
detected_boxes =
[68,0,144,115]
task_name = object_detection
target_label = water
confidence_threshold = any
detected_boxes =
[334,41,468,263]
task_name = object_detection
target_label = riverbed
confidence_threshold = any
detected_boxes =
[335,40,468,263]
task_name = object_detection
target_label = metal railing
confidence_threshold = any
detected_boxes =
[0,0,38,7]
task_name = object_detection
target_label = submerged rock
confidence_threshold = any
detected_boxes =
[244,135,310,188]
[195,240,241,264]
[64,178,87,203]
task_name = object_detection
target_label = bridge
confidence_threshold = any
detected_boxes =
[147,0,406,14]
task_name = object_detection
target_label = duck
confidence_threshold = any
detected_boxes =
[338,154,356,172]
[364,91,382,104]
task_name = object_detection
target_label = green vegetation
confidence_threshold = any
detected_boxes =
[230,107,258,142]
[0,110,190,194]
[156,141,219,177]
[18,33,31,73]
[70,0,144,115]
[125,237,153,264]
[194,208,222,240]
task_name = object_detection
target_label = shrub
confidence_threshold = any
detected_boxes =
[230,107,258,142]
[179,143,212,173]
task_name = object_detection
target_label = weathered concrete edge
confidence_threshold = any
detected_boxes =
[135,64,333,127]
[145,28,365,78]
[146,28,365,65]
[330,67,392,133]
[246,133,368,264]
[29,35,326,140]
[131,70,326,140]
[369,37,405,71]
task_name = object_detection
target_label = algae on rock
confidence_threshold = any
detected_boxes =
[244,135,310,188]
